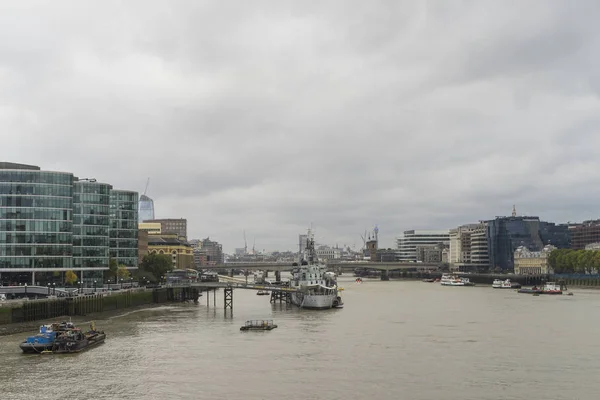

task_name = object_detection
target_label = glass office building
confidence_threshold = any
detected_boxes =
[110,190,139,269]
[0,164,74,282]
[138,194,155,222]
[73,180,112,283]
[0,162,138,285]
[486,216,544,271]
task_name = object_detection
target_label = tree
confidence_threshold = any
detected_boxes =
[65,270,78,286]
[107,257,118,279]
[140,253,173,283]
[117,265,131,280]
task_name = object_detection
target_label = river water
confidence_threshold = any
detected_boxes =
[1,277,599,400]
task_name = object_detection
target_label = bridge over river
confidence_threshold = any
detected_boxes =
[209,261,439,273]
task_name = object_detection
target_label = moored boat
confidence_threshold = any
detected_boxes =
[44,322,106,354]
[289,229,343,309]
[541,282,562,295]
[19,321,77,354]
[441,274,474,286]
[518,286,543,294]
[422,278,435,283]
[256,290,270,296]
[492,279,513,289]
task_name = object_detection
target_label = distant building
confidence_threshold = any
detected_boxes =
[585,242,600,250]
[299,234,307,255]
[539,221,571,249]
[415,243,446,264]
[138,194,155,222]
[486,207,545,271]
[514,245,556,275]
[396,230,450,262]
[144,218,187,240]
[138,222,161,235]
[449,223,489,272]
[570,220,600,250]
[147,234,193,270]
[197,237,223,266]
[375,249,397,262]
[138,230,148,265]
[316,245,341,261]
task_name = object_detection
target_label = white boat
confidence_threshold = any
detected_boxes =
[492,279,512,289]
[253,270,265,284]
[289,229,343,309]
[440,274,473,286]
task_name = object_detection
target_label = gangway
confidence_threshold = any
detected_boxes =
[217,275,248,284]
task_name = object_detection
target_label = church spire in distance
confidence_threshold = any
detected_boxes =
[512,205,517,217]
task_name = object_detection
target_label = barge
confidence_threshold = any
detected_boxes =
[19,321,77,354]
[240,320,278,331]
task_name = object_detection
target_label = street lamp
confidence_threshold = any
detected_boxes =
[24,283,27,298]
[78,280,81,294]
[47,283,50,296]
[52,282,55,296]
[120,278,123,289]
[93,280,97,292]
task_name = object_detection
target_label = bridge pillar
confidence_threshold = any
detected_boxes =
[264,270,269,278]
[228,269,234,277]
[275,271,281,282]
[381,270,390,281]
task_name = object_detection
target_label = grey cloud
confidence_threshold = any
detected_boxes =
[2,1,600,251]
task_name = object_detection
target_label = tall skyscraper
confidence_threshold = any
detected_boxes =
[138,194,154,222]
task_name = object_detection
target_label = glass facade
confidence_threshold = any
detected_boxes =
[0,163,139,284]
[138,194,154,222]
[110,190,139,268]
[0,167,74,271]
[486,216,544,270]
[73,181,112,280]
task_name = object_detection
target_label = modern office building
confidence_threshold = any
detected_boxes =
[0,162,138,285]
[138,194,155,222]
[144,218,187,240]
[396,230,450,262]
[569,220,600,250]
[486,209,544,271]
[73,179,112,283]
[0,163,74,284]
[448,223,490,271]
[109,190,139,269]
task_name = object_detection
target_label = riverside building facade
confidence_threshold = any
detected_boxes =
[0,162,138,285]
[396,230,450,262]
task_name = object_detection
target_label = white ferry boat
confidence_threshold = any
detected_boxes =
[492,279,512,289]
[289,230,343,309]
[440,274,474,287]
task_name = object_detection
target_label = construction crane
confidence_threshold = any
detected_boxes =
[143,178,150,196]
[243,230,247,255]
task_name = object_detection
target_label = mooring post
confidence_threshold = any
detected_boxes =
[213,288,216,306]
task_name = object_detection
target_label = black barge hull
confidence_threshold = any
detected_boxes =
[45,333,106,354]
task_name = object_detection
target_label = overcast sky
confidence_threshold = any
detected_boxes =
[2,1,599,252]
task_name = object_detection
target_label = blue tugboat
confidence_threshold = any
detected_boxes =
[19,321,76,354]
